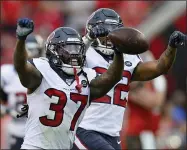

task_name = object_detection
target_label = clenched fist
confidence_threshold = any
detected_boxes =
[88,24,109,39]
[16,18,34,40]
[169,31,187,48]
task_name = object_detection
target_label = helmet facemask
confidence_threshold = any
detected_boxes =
[46,42,86,75]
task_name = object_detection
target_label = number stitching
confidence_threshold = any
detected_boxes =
[92,67,131,108]
[39,88,88,130]
[70,93,88,131]
[39,88,67,127]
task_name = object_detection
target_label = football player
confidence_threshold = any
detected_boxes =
[121,51,167,149]
[73,8,187,150]
[14,18,124,149]
[0,34,44,149]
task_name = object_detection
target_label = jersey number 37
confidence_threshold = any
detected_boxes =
[39,88,88,131]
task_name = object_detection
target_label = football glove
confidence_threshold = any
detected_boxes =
[169,31,187,48]
[88,24,109,39]
[17,104,29,118]
[16,18,34,40]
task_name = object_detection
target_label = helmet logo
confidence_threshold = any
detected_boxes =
[67,38,80,42]
[105,19,118,24]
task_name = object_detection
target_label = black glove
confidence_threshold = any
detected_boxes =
[88,24,109,39]
[16,18,34,40]
[17,104,29,118]
[169,31,187,48]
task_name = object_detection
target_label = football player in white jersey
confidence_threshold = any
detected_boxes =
[0,34,44,149]
[73,8,187,150]
[14,18,125,149]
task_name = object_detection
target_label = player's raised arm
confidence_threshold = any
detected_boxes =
[89,51,124,100]
[132,31,187,81]
[82,24,124,100]
[14,18,42,89]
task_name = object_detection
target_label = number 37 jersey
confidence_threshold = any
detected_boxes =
[79,47,141,136]
[22,58,96,149]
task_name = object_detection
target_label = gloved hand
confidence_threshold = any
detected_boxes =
[17,104,29,118]
[88,24,109,39]
[16,18,34,40]
[169,31,187,48]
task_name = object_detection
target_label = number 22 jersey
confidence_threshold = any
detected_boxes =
[79,47,141,136]
[21,58,96,149]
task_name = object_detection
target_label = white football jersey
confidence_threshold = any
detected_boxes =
[21,57,96,149]
[1,64,27,137]
[79,47,141,136]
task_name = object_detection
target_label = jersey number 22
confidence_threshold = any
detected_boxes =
[93,67,131,107]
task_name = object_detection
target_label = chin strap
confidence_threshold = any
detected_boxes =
[74,67,82,93]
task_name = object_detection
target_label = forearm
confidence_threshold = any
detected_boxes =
[82,35,94,52]
[132,46,177,81]
[104,53,124,85]
[90,53,124,99]
[14,40,28,72]
[13,40,42,88]
[157,45,177,74]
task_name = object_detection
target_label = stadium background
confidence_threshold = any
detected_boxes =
[1,1,186,149]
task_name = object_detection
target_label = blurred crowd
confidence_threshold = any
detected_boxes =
[1,1,186,149]
[1,1,163,64]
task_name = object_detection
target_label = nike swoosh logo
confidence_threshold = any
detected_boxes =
[117,141,121,144]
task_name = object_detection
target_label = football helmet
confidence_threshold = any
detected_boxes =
[86,8,123,55]
[46,27,86,75]
[26,34,44,58]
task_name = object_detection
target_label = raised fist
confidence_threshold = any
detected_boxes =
[16,18,34,40]
[88,24,109,39]
[169,31,187,48]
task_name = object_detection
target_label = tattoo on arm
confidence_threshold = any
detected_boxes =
[132,46,177,81]
[90,53,124,100]
[14,40,42,89]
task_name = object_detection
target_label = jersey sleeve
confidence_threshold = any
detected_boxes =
[31,57,49,72]
[124,54,142,69]
[134,54,143,66]
[83,68,97,83]
[85,47,97,68]
[27,59,36,67]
